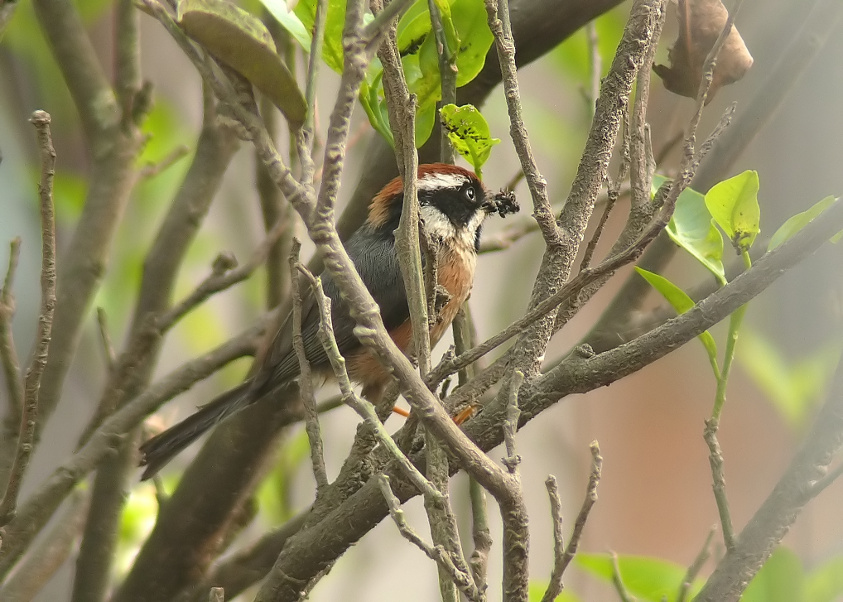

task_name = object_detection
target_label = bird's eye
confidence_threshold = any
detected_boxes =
[465,186,476,202]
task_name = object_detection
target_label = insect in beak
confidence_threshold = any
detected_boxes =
[483,189,520,218]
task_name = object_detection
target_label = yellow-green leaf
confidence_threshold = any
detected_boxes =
[636,268,718,366]
[439,103,499,176]
[704,170,761,253]
[768,195,839,251]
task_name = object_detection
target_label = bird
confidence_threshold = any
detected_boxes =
[139,163,519,479]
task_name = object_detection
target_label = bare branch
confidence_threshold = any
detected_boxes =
[0,111,57,528]
[677,526,716,602]
[611,552,635,602]
[560,443,602,575]
[704,420,736,551]
[540,475,565,602]
[138,144,191,179]
[290,240,329,496]
[378,475,482,602]
[0,238,23,426]
[484,0,558,246]
[157,218,290,333]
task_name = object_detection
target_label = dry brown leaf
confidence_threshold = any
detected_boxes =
[654,0,753,103]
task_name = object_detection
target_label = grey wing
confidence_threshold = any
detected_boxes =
[251,225,410,395]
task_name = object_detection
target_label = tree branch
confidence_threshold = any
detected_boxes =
[0,111,57,529]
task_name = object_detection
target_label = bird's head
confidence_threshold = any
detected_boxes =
[367,163,519,251]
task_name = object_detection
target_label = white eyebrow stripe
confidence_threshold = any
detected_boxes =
[417,172,468,191]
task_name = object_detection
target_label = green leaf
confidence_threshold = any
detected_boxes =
[450,0,494,86]
[528,582,581,602]
[415,104,437,148]
[578,553,703,602]
[397,0,433,53]
[768,195,839,251]
[806,556,843,602]
[439,103,500,176]
[413,25,443,109]
[704,170,761,253]
[655,174,726,285]
[259,0,312,50]
[361,0,495,147]
[743,547,805,602]
[359,74,394,146]
[737,331,841,430]
[551,8,626,84]
[294,0,347,73]
[178,0,307,125]
[635,268,718,365]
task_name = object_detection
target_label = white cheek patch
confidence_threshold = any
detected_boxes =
[418,172,469,191]
[462,210,486,248]
[420,204,457,240]
[420,202,487,250]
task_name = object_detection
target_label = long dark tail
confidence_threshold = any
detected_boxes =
[139,381,253,480]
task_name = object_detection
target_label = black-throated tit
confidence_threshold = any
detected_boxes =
[139,163,518,479]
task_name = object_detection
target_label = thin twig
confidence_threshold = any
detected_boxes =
[429,0,457,164]
[376,5,430,376]
[297,263,442,502]
[138,144,190,179]
[484,0,558,245]
[295,0,327,186]
[378,475,482,602]
[611,552,636,602]
[157,218,290,332]
[0,111,57,527]
[579,110,631,271]
[96,307,116,372]
[704,419,736,551]
[540,475,565,602]
[362,0,415,43]
[558,442,603,577]
[290,240,329,496]
[585,20,601,116]
[628,0,662,213]
[424,431,463,602]
[0,238,23,418]
[676,525,716,602]
[478,219,540,253]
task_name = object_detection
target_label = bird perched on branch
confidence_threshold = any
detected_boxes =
[139,163,519,479]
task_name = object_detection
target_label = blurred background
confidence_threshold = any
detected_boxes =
[1,0,842,599]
